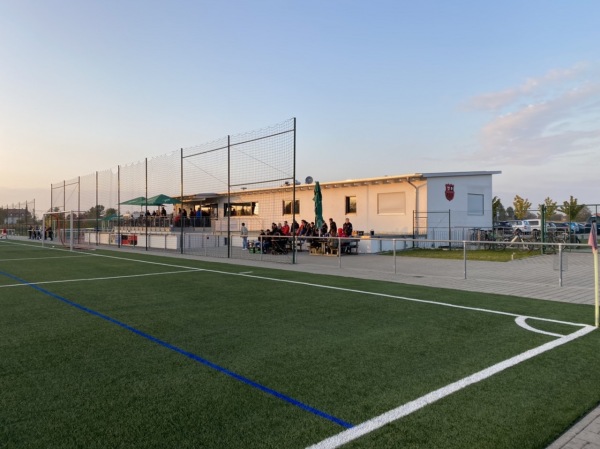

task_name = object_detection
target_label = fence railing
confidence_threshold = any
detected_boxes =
[7,231,596,303]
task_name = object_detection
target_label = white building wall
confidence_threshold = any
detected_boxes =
[208,172,497,237]
[426,175,494,231]
[302,181,423,235]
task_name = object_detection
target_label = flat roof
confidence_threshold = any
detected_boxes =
[189,170,502,198]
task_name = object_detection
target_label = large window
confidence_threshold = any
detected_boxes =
[345,196,356,214]
[377,192,406,215]
[224,202,259,217]
[468,194,484,216]
[282,200,300,215]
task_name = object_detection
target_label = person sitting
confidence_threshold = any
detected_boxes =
[342,218,353,237]
[297,220,307,236]
[260,230,272,253]
[281,220,290,236]
[270,228,288,254]
[326,227,339,254]
[338,227,351,253]
[320,222,328,236]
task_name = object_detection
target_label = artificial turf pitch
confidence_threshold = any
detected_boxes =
[1,240,599,448]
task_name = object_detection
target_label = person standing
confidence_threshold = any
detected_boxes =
[328,218,337,235]
[240,222,249,250]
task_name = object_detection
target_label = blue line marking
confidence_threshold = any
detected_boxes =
[0,269,353,429]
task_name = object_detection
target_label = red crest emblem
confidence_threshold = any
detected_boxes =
[445,184,455,201]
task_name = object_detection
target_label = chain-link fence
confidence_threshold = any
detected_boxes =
[19,230,591,304]
[49,119,297,254]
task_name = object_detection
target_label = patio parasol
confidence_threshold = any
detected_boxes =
[313,181,324,232]
[119,196,147,206]
[146,194,179,206]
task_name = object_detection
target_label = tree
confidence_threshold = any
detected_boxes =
[105,208,117,217]
[87,205,105,219]
[505,206,515,220]
[492,196,506,220]
[576,206,592,222]
[558,196,586,223]
[538,197,558,221]
[513,195,532,220]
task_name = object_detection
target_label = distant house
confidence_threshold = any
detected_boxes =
[2,208,28,225]
[187,171,500,239]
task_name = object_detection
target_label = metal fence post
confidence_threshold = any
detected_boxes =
[463,240,467,279]
[393,238,397,274]
[559,244,563,287]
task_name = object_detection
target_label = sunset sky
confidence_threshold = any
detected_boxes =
[2,1,600,213]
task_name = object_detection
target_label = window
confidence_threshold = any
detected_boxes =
[282,200,300,215]
[224,202,259,217]
[468,194,484,216]
[345,196,357,214]
[377,192,406,215]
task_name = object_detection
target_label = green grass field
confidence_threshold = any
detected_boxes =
[1,240,599,448]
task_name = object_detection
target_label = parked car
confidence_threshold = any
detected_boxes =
[493,221,513,235]
[566,222,584,233]
[527,219,557,234]
[507,219,532,234]
[584,216,600,235]
[550,222,569,232]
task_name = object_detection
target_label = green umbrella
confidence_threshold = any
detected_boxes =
[119,196,147,206]
[313,181,324,231]
[147,194,179,206]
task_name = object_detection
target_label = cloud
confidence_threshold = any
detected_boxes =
[467,63,589,111]
[464,64,600,165]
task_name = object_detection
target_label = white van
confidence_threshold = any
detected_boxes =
[507,219,532,234]
[527,219,558,233]
[527,219,542,233]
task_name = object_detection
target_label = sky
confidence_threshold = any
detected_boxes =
[2,0,600,214]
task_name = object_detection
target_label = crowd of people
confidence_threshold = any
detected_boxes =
[172,207,210,227]
[248,217,354,254]
[27,225,52,240]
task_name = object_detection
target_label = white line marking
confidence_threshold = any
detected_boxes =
[0,269,202,288]
[86,251,590,329]
[0,255,91,262]
[307,324,596,449]
[515,316,564,337]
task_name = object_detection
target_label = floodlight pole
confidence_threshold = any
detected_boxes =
[292,117,297,264]
[227,135,231,259]
[592,218,599,327]
[180,148,184,255]
[70,210,74,251]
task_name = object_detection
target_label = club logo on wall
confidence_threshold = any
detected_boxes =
[445,184,455,201]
